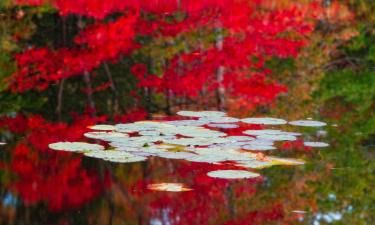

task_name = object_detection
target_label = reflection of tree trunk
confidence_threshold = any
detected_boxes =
[56,17,67,120]
[56,79,65,121]
[165,89,172,115]
[103,62,119,115]
[216,26,226,111]
[225,184,235,219]
[83,71,96,116]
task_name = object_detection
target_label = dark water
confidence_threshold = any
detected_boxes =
[0,107,373,225]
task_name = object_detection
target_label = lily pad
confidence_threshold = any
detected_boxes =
[268,156,305,166]
[226,136,255,142]
[84,150,147,162]
[207,123,239,129]
[256,134,297,141]
[88,124,116,131]
[304,141,329,147]
[165,120,207,126]
[84,131,129,140]
[148,183,192,192]
[177,110,226,118]
[48,142,104,152]
[242,144,276,151]
[289,120,327,127]
[139,130,161,136]
[241,117,287,125]
[164,137,228,146]
[236,160,275,169]
[207,170,260,179]
[199,116,240,123]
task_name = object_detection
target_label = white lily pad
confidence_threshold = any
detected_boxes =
[256,134,297,141]
[155,152,197,159]
[165,120,207,126]
[148,183,192,192]
[88,124,116,131]
[207,123,239,129]
[163,137,229,146]
[160,125,227,138]
[139,130,161,136]
[84,131,129,140]
[304,142,329,147]
[199,117,240,123]
[236,160,275,169]
[242,144,276,151]
[241,117,287,125]
[177,110,226,118]
[207,170,260,179]
[48,142,104,152]
[226,136,255,142]
[289,120,327,127]
[0,142,5,145]
[84,150,147,162]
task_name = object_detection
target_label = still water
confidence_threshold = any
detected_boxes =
[0,108,373,225]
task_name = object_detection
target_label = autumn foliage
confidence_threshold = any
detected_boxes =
[8,0,315,114]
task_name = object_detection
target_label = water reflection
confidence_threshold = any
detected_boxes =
[0,108,372,224]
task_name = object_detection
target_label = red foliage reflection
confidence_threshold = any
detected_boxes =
[1,114,111,211]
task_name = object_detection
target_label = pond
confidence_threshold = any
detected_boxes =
[0,108,373,225]
[0,1,374,224]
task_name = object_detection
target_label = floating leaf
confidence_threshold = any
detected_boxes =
[84,150,147,162]
[304,142,329,147]
[289,120,327,127]
[148,183,192,192]
[256,134,297,141]
[139,130,161,136]
[207,170,260,179]
[84,131,129,140]
[241,117,287,125]
[207,123,239,129]
[236,160,275,169]
[88,124,116,131]
[164,137,228,146]
[244,129,301,136]
[48,142,104,152]
[155,152,197,159]
[268,156,305,166]
[177,110,226,118]
[242,144,276,151]
[226,136,255,142]
[291,210,307,214]
[199,117,239,123]
[0,142,5,145]
[165,120,207,126]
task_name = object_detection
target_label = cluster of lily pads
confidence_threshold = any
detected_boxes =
[49,111,329,182]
